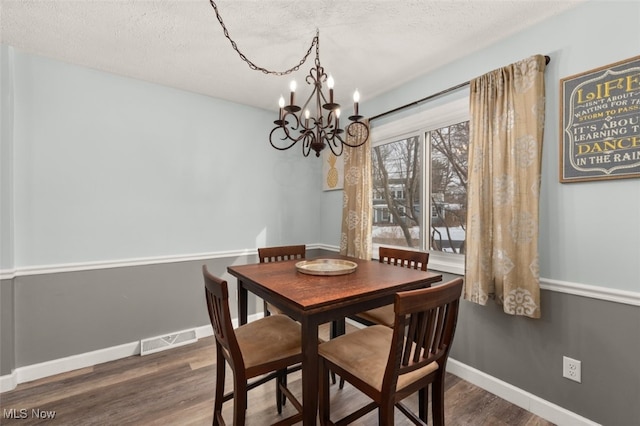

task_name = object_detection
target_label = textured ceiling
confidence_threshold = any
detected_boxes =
[1,0,584,111]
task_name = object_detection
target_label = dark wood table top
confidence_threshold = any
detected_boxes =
[228,254,443,321]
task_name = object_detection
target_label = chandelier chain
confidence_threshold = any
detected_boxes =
[209,0,318,76]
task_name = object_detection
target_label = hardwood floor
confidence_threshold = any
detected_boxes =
[1,324,554,425]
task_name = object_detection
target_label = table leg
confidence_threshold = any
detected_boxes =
[237,279,248,325]
[330,318,345,339]
[301,317,320,425]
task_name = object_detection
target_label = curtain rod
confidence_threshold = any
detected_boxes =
[370,55,551,122]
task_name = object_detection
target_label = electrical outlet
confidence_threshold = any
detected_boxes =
[563,356,581,383]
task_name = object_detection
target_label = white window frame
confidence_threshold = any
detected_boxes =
[370,96,469,275]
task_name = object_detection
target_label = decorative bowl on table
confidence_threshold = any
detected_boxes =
[295,259,358,276]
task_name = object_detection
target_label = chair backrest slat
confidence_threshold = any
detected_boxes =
[379,246,429,271]
[432,306,446,354]
[384,278,463,388]
[258,245,306,263]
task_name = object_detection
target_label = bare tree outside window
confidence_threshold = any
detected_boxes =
[372,136,421,248]
[372,121,468,254]
[430,122,468,254]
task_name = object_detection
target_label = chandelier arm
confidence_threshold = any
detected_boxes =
[318,88,332,107]
[285,111,301,132]
[325,133,345,156]
[299,86,317,117]
[209,1,317,76]
[269,113,307,151]
[330,142,345,157]
[302,133,314,157]
[269,127,299,151]
[341,122,370,147]
[331,133,345,145]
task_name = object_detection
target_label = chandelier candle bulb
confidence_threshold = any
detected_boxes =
[289,80,296,106]
[278,95,285,121]
[328,75,335,103]
[353,90,360,116]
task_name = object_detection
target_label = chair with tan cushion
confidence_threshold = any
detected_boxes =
[318,277,463,425]
[203,265,303,425]
[258,245,306,316]
[257,244,338,387]
[352,246,430,328]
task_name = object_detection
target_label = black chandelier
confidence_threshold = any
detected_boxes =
[270,31,369,157]
[209,1,369,157]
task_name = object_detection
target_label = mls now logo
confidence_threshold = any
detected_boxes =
[3,408,56,419]
[3,408,28,419]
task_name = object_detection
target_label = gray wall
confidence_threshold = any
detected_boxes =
[0,279,14,374]
[11,256,249,367]
[452,287,640,425]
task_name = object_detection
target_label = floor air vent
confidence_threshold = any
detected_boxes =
[140,328,198,356]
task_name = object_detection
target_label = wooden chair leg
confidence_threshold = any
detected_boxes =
[276,368,289,413]
[379,400,395,425]
[283,369,288,404]
[432,372,446,426]
[233,375,247,426]
[276,370,283,414]
[213,348,226,426]
[318,358,331,426]
[419,386,428,422]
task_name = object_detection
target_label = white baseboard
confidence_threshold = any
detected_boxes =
[0,340,138,392]
[0,317,262,393]
[0,371,17,393]
[447,358,600,426]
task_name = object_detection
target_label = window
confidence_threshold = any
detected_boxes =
[371,97,469,274]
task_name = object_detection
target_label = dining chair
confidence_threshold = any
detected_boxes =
[351,246,430,328]
[203,265,303,425]
[318,277,464,426]
[258,245,306,316]
[257,244,338,386]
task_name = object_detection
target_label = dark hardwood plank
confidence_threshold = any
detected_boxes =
[0,324,554,425]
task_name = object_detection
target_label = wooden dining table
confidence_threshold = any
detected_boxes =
[227,254,443,425]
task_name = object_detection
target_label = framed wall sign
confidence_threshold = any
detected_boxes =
[559,56,640,183]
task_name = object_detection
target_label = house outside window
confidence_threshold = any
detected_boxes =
[371,97,469,274]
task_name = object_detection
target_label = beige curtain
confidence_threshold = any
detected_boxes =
[465,55,546,318]
[340,119,372,260]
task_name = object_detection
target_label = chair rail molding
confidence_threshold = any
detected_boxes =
[0,245,638,307]
[539,277,640,307]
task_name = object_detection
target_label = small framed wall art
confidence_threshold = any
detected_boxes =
[322,149,344,190]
